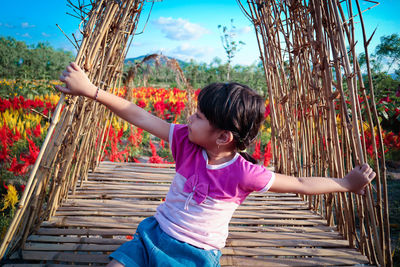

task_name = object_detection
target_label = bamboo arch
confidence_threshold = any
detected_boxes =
[0,0,392,266]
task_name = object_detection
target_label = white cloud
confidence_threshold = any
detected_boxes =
[238,26,252,34]
[17,33,31,38]
[2,23,15,29]
[153,17,209,41]
[170,43,214,61]
[21,22,35,29]
[42,32,51,37]
[131,41,145,47]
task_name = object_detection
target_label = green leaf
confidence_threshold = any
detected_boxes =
[381,109,389,120]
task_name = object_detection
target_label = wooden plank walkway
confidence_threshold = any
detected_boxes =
[5,162,372,266]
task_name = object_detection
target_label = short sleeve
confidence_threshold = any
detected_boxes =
[241,162,275,193]
[169,124,196,168]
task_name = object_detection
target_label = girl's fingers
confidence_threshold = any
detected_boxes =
[59,75,67,82]
[66,65,74,73]
[70,62,80,71]
[369,171,376,180]
[62,70,69,77]
[55,85,67,93]
[360,163,369,173]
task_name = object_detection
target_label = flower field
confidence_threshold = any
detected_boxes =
[0,79,399,239]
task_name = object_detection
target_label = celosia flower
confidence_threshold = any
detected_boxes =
[263,140,272,166]
[0,184,19,212]
[252,140,262,161]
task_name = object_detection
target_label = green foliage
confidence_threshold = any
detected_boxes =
[259,129,272,146]
[0,36,74,80]
[0,213,12,240]
[157,147,173,163]
[375,34,400,73]
[218,19,246,81]
[357,34,400,134]
[364,72,400,99]
[129,58,268,96]
[359,34,400,76]
[0,79,57,99]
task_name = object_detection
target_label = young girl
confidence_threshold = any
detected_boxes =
[56,62,376,267]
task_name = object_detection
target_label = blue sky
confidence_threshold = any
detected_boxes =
[1,0,399,66]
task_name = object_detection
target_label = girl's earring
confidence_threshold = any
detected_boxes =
[217,144,220,150]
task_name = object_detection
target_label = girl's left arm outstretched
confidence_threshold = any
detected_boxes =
[269,163,376,195]
[56,62,170,142]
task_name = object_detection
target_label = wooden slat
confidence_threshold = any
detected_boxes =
[10,162,372,266]
[27,235,127,244]
[221,247,370,257]
[220,256,370,266]
[20,251,109,264]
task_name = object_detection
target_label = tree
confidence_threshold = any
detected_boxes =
[358,34,400,75]
[0,36,73,80]
[0,37,27,78]
[375,33,400,73]
[217,19,245,81]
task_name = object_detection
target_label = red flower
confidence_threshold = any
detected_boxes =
[33,124,41,138]
[137,100,146,108]
[0,124,13,162]
[34,99,44,108]
[160,139,165,149]
[0,99,11,112]
[148,139,165,164]
[8,157,26,175]
[11,96,21,109]
[117,128,124,140]
[106,127,129,162]
[379,95,391,104]
[0,140,10,162]
[128,127,143,148]
[21,138,40,165]
[252,140,262,161]
[264,103,270,118]
[263,140,272,167]
[154,101,166,116]
[13,128,21,142]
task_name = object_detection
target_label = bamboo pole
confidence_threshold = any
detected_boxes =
[0,0,145,259]
[239,0,390,265]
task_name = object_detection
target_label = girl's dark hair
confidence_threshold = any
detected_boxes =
[198,82,265,164]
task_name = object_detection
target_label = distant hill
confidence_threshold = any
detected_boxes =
[124,55,187,66]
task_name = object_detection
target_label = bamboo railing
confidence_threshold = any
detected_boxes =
[0,0,391,266]
[238,0,391,265]
[0,0,146,259]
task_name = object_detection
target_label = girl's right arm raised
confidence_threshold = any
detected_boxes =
[55,62,170,142]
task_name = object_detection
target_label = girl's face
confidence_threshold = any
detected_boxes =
[187,109,221,148]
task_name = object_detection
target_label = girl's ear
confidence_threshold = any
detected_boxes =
[216,130,234,146]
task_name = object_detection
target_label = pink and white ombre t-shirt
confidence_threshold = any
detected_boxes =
[154,124,275,250]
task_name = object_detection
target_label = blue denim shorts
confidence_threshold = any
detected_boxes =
[109,216,221,267]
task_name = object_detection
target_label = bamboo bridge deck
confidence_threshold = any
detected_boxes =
[5,162,372,266]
